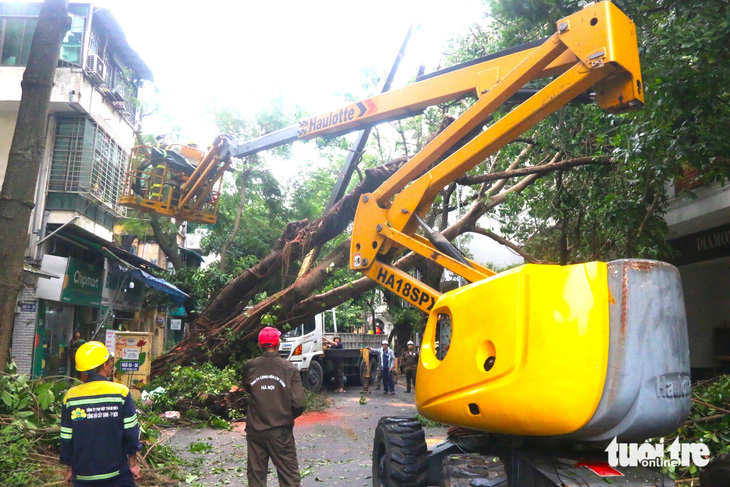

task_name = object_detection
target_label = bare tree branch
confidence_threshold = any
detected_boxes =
[219,163,252,273]
[469,226,544,264]
[457,156,612,186]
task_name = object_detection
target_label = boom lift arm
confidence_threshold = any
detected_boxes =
[121,2,638,229]
[348,0,643,311]
[184,3,687,484]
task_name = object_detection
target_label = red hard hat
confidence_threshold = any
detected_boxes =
[258,327,281,348]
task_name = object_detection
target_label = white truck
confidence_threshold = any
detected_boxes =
[278,313,385,392]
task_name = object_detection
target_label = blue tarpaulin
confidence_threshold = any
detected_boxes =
[129,268,189,306]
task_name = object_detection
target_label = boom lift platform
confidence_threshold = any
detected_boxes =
[124,1,700,484]
[119,138,230,224]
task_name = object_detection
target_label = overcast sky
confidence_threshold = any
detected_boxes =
[97,0,486,141]
[97,0,524,267]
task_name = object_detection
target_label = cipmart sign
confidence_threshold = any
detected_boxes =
[61,257,103,307]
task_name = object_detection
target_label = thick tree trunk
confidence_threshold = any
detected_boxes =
[150,214,184,270]
[192,158,407,331]
[219,166,252,273]
[152,240,351,373]
[0,0,69,368]
[151,134,559,374]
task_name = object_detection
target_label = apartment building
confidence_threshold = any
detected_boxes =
[0,2,184,376]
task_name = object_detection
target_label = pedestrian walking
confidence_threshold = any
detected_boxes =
[68,331,86,379]
[374,340,396,395]
[60,341,141,486]
[242,327,305,487]
[400,340,419,393]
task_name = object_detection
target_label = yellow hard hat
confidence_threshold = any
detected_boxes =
[75,341,110,372]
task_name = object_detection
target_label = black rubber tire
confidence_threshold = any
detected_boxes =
[701,453,730,487]
[372,416,428,487]
[302,360,323,392]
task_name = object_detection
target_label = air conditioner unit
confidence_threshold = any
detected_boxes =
[85,54,106,84]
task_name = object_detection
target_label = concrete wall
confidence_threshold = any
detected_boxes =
[679,256,730,369]
[666,182,730,239]
[0,67,134,141]
[0,110,18,184]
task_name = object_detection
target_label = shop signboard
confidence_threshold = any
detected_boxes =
[61,258,103,307]
[669,223,730,266]
[170,319,182,330]
[105,329,116,350]
[113,332,151,401]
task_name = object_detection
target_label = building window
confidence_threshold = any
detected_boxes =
[49,117,128,218]
[0,16,37,65]
[0,4,87,66]
[60,14,84,65]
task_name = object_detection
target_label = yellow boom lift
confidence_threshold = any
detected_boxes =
[126,2,701,484]
[119,138,231,224]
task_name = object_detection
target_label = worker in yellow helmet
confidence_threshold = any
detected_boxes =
[60,342,142,486]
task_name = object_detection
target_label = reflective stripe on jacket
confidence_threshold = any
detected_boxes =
[60,375,142,482]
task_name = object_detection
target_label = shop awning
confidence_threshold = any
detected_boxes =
[179,247,204,267]
[128,268,189,306]
[50,228,189,305]
[23,264,60,279]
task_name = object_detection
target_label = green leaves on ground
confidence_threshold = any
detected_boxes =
[188,441,213,454]
[659,375,730,479]
[0,365,185,486]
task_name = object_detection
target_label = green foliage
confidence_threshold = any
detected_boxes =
[0,370,73,485]
[286,163,339,221]
[416,414,447,428]
[146,363,241,413]
[188,440,213,454]
[657,375,730,479]
[209,416,231,430]
[303,390,330,412]
[202,166,288,263]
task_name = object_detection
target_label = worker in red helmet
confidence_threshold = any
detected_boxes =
[241,326,305,487]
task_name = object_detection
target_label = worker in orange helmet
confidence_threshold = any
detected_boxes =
[241,327,305,487]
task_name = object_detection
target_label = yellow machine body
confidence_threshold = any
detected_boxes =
[416,262,610,436]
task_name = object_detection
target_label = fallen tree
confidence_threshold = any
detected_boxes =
[152,143,613,375]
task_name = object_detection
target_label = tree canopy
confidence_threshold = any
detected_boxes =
[152,0,730,369]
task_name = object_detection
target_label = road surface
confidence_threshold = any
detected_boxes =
[169,380,448,486]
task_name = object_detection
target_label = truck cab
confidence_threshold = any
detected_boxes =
[279,313,383,391]
[278,314,324,374]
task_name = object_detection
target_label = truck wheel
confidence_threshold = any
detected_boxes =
[360,358,376,386]
[302,360,323,392]
[701,453,730,487]
[372,417,427,487]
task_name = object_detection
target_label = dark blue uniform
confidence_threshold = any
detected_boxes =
[60,375,141,485]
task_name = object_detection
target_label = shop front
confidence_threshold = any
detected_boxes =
[34,255,104,377]
[669,223,730,379]
[101,259,144,331]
